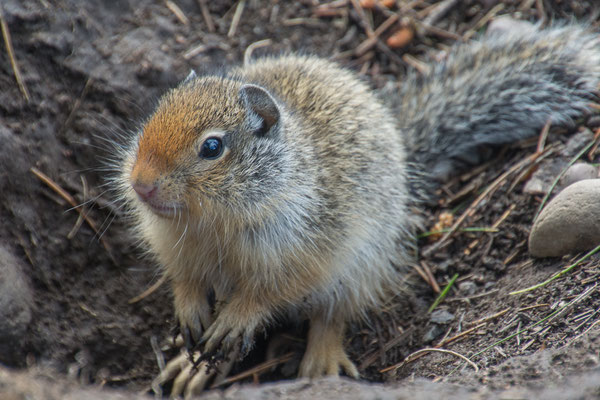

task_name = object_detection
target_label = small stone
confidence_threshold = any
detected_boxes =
[560,163,599,188]
[422,325,445,343]
[458,281,477,296]
[529,179,600,257]
[430,309,455,325]
[523,158,568,195]
[562,129,594,157]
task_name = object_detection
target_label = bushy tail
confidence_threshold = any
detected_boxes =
[399,22,600,182]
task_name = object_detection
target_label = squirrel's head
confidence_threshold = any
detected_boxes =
[123,73,292,221]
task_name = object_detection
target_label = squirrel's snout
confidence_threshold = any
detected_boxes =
[132,182,158,202]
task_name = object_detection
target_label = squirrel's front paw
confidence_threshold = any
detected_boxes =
[200,311,258,357]
[153,338,239,399]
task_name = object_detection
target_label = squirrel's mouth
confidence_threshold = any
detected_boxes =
[143,200,185,218]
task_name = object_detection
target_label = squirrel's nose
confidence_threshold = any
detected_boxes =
[132,182,157,202]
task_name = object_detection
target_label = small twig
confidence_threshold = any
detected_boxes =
[211,352,294,387]
[244,39,272,65]
[30,167,115,261]
[196,0,215,32]
[228,0,246,38]
[422,0,458,27]
[354,13,399,56]
[517,304,549,312]
[165,0,189,25]
[0,7,30,102]
[421,261,440,293]
[462,3,505,40]
[447,289,500,303]
[349,0,375,37]
[587,127,600,161]
[535,0,546,25]
[62,77,93,133]
[128,274,168,304]
[419,227,499,239]
[381,347,478,374]
[412,264,429,286]
[436,323,485,348]
[536,119,552,154]
[402,53,430,74]
[67,176,89,239]
[359,326,414,370]
[416,20,463,41]
[468,308,510,327]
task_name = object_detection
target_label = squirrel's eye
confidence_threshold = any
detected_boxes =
[199,137,223,159]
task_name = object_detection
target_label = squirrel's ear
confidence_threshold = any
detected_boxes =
[182,69,197,84]
[239,84,280,136]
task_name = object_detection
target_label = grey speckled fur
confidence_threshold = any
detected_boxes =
[400,24,600,181]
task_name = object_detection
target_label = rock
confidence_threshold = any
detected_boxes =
[422,325,445,343]
[523,131,595,195]
[560,163,599,188]
[430,309,455,324]
[529,179,600,257]
[0,244,34,366]
[458,281,477,296]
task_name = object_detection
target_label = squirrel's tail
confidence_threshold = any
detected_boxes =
[399,22,600,182]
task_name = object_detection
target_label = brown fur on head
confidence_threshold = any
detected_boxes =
[127,75,294,222]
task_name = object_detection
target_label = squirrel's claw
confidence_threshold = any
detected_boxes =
[200,311,257,356]
[152,340,240,399]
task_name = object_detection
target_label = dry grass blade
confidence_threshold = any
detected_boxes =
[0,7,30,102]
[30,167,115,261]
[67,176,89,239]
[211,352,294,388]
[165,0,189,25]
[128,274,168,304]
[422,0,458,27]
[244,39,273,65]
[462,3,505,40]
[355,13,399,56]
[349,0,375,37]
[536,119,552,154]
[228,0,246,38]
[196,0,215,32]
[381,347,478,374]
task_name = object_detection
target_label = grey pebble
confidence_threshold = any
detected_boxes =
[430,309,455,325]
[458,281,477,296]
[560,163,599,188]
[529,179,600,257]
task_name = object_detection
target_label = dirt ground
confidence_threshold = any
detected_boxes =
[1,0,600,398]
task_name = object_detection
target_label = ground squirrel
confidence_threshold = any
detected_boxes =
[113,22,600,396]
